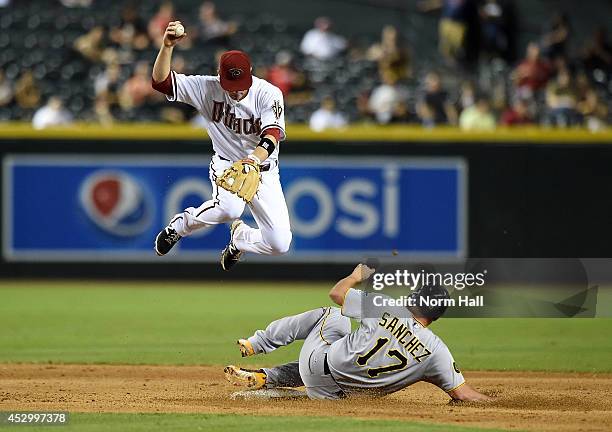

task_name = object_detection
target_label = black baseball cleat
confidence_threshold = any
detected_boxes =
[154,226,182,256]
[220,219,243,271]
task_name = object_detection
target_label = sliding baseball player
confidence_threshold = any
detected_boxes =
[225,264,492,402]
[151,21,291,270]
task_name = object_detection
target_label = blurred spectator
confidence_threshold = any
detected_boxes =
[577,88,608,132]
[0,69,14,107]
[300,17,347,61]
[110,4,150,51]
[366,25,411,82]
[459,96,496,130]
[14,71,41,110]
[416,71,457,127]
[120,61,154,109]
[309,96,347,132]
[196,1,237,45]
[93,95,114,126]
[74,26,112,64]
[512,42,552,98]
[263,51,312,107]
[60,0,92,6]
[582,27,612,75]
[419,0,479,65]
[545,68,579,127]
[500,98,534,126]
[574,71,592,101]
[266,51,306,97]
[148,1,175,47]
[457,80,476,112]
[540,12,570,61]
[367,72,409,124]
[32,96,73,129]
[94,63,122,108]
[479,0,516,62]
[490,79,507,112]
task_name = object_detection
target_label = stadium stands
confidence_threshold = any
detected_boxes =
[0,0,609,128]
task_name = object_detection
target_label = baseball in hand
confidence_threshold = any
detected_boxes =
[175,24,185,37]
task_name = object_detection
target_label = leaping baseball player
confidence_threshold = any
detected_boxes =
[225,264,492,402]
[151,21,291,270]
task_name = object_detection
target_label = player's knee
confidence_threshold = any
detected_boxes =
[266,229,292,255]
[218,202,244,221]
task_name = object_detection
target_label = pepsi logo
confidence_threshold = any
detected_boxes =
[79,171,152,237]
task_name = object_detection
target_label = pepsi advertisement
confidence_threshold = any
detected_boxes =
[3,155,466,263]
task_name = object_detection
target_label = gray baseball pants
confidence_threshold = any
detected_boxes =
[247,307,351,399]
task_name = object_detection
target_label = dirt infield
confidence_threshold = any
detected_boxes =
[1,364,611,431]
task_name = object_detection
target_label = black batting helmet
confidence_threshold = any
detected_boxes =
[408,284,451,321]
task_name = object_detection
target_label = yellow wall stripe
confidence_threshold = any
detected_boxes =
[0,122,610,143]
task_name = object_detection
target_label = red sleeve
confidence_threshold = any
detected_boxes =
[261,127,282,142]
[152,71,173,97]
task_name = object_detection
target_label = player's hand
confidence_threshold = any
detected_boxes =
[163,21,186,47]
[350,264,376,283]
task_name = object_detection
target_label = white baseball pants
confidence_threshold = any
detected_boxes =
[169,154,292,255]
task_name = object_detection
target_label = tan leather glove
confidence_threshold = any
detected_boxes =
[215,159,261,203]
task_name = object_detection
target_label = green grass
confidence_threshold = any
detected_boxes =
[0,281,611,372]
[0,413,512,432]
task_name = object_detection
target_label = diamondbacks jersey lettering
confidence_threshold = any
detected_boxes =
[211,101,262,135]
[327,289,465,396]
[167,72,286,162]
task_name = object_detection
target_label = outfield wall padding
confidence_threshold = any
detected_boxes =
[1,137,610,280]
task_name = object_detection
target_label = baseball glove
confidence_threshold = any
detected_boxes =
[215,159,261,203]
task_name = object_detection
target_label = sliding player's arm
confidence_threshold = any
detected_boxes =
[425,345,493,403]
[448,382,492,402]
[329,264,375,306]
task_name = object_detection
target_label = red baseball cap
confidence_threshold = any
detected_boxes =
[219,50,252,91]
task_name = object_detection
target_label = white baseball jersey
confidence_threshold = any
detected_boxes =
[163,70,292,257]
[327,289,465,396]
[167,72,286,162]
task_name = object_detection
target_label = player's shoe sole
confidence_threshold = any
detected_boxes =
[154,226,182,256]
[220,219,244,271]
[224,365,266,390]
[237,339,255,357]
